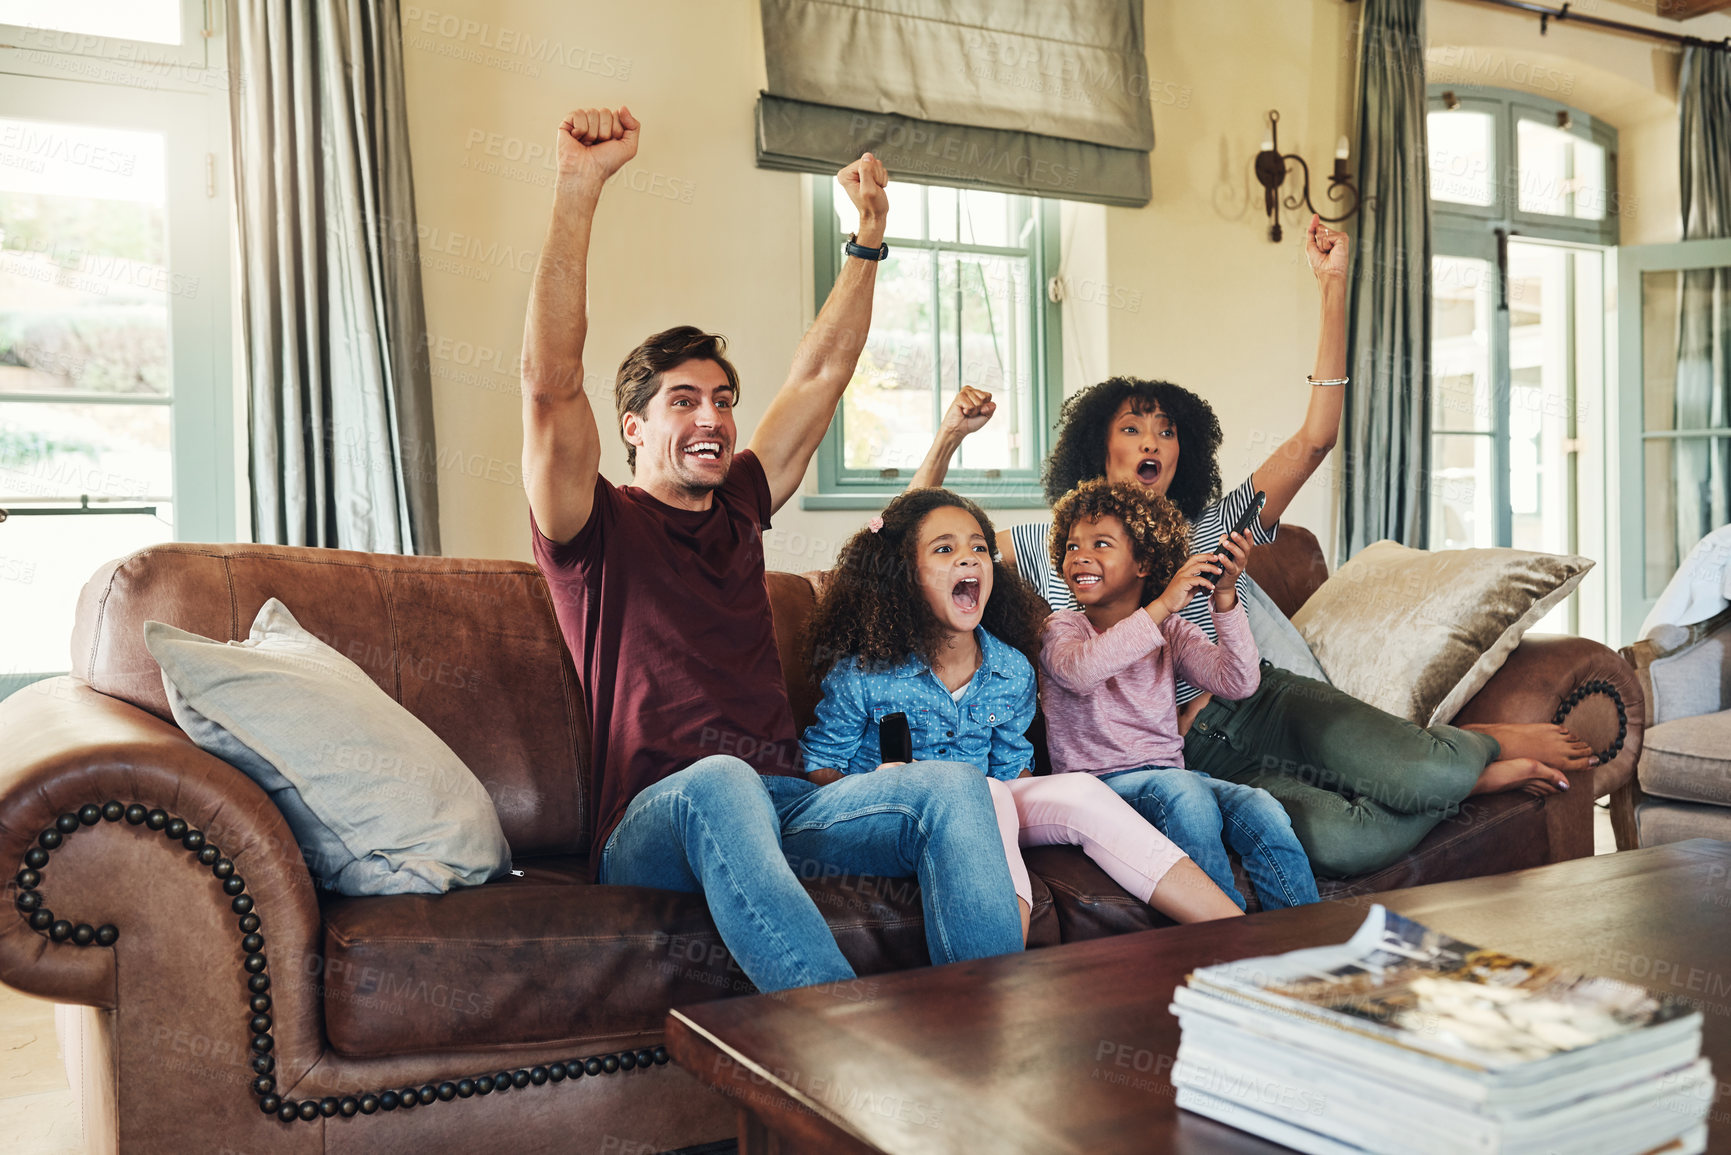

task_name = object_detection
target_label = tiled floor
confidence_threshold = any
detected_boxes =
[0,807,1631,1154]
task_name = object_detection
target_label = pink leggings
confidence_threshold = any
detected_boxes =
[985,774,1189,909]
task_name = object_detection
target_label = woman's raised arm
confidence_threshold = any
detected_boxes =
[1250,214,1349,531]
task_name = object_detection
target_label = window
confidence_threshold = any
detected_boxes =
[0,9,233,697]
[1426,87,1616,637]
[805,178,1062,509]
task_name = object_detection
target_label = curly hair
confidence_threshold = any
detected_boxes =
[807,488,1050,680]
[1049,480,1192,603]
[1041,376,1223,519]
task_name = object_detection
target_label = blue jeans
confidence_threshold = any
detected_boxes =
[599,755,1023,992]
[1100,767,1318,910]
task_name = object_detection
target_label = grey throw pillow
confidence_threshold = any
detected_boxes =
[144,598,511,895]
[1242,576,1330,684]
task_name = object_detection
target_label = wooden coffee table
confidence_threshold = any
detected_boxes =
[667,839,1731,1155]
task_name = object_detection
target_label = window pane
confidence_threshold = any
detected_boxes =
[927,186,958,244]
[1428,110,1494,206]
[1506,242,1573,557]
[959,190,1012,248]
[1431,256,1493,432]
[0,0,180,44]
[0,511,170,673]
[1430,433,1496,550]
[0,402,170,503]
[0,118,170,397]
[842,251,934,472]
[886,182,923,243]
[1644,437,1731,598]
[1517,119,1607,221]
[943,253,1033,474]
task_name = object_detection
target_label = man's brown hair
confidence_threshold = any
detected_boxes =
[1049,479,1191,603]
[615,325,741,469]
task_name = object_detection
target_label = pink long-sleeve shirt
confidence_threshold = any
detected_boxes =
[1039,601,1261,775]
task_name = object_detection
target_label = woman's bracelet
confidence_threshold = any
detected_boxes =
[1306,375,1349,387]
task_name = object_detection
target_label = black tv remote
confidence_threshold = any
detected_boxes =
[879,712,913,764]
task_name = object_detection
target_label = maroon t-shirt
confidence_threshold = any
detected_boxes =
[532,450,802,872]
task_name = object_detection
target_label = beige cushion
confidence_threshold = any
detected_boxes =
[1291,541,1591,727]
[1639,710,1731,807]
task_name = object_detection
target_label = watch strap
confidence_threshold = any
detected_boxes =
[845,233,889,261]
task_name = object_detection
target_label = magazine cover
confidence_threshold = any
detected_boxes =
[1188,906,1701,1071]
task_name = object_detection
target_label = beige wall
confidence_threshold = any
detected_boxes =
[400,0,1724,573]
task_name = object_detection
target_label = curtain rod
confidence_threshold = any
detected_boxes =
[1449,0,1728,50]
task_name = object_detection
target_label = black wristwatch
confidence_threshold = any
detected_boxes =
[845,233,889,261]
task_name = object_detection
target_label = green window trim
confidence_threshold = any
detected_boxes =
[803,178,1063,510]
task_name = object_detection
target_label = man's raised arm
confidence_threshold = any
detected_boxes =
[521,106,639,545]
[749,154,890,513]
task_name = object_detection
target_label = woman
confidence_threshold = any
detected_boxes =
[909,216,1594,879]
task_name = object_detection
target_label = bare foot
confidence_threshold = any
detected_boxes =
[1460,723,1596,771]
[1469,757,1569,797]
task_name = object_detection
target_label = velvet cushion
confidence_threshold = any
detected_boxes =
[144,598,512,894]
[1291,541,1590,726]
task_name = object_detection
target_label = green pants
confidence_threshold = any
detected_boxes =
[1185,666,1501,879]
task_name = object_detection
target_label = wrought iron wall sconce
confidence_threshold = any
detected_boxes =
[1253,110,1360,242]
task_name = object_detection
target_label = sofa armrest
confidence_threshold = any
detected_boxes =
[0,678,325,1095]
[1451,634,1645,801]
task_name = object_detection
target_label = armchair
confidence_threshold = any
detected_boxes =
[1620,605,1731,847]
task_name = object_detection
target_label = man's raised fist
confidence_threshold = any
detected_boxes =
[557,106,640,187]
[837,152,890,245]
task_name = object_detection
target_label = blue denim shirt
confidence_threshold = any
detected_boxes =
[800,628,1036,781]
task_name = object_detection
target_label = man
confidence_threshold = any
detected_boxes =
[520,105,1023,993]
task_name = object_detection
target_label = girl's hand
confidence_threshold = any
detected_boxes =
[874,761,906,773]
[1211,531,1253,611]
[1149,555,1220,620]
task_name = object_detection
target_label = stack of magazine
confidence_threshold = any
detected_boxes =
[1170,905,1712,1155]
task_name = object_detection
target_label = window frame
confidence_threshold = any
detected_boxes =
[0,0,210,71]
[802,176,1064,511]
[1426,87,1617,636]
[0,7,234,696]
[1428,84,1619,246]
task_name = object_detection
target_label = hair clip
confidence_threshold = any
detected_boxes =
[867,516,884,533]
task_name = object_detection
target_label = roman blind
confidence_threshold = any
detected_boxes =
[756,0,1153,206]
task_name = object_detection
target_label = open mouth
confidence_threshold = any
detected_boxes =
[684,440,724,462]
[951,577,981,613]
[1136,458,1162,484]
[1068,571,1102,590]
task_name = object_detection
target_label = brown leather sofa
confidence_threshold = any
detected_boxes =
[0,530,1640,1153]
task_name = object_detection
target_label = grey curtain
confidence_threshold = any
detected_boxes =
[227,0,440,553]
[756,0,1153,206]
[1673,45,1731,577]
[1340,0,1432,560]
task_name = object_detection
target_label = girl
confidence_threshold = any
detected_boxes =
[802,488,1242,940]
[1041,480,1319,911]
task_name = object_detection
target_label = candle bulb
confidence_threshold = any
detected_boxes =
[1260,138,1274,154]
[1336,135,1350,160]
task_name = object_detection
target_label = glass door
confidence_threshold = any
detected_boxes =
[1616,239,1731,645]
[0,71,231,694]
[1429,229,1606,637]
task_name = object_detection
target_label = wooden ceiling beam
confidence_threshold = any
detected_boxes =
[1658,0,1731,20]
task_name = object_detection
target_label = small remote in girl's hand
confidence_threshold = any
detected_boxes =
[1205,491,1266,584]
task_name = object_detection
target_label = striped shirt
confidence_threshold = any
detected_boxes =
[1008,475,1278,705]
